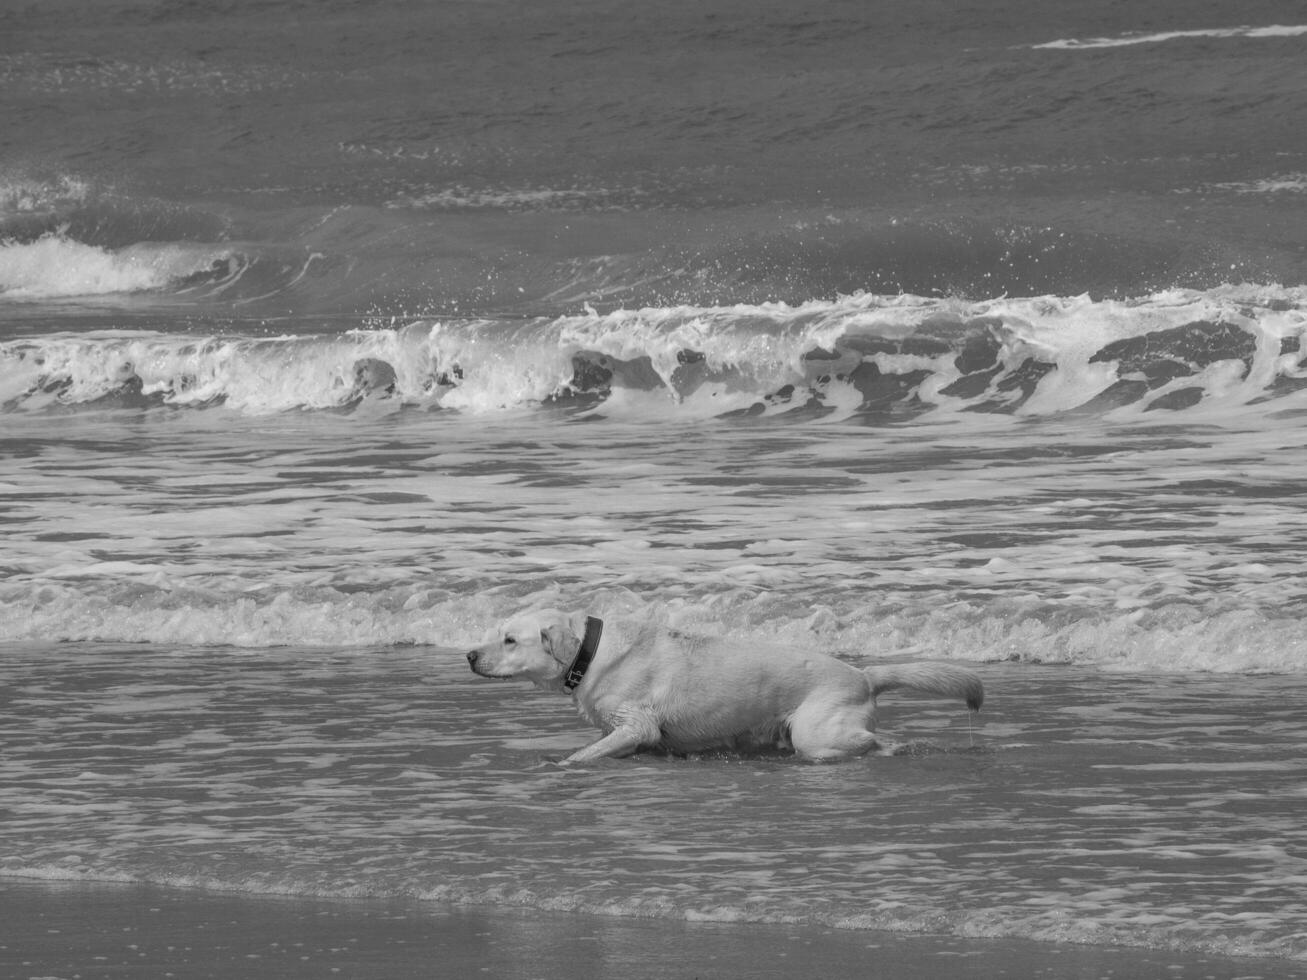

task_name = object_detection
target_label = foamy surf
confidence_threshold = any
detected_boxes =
[1,585,1304,675]
[0,233,245,300]
[4,285,1307,417]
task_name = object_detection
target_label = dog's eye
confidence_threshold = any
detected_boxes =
[503,635,516,646]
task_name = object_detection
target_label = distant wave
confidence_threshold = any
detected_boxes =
[0,233,246,300]
[385,183,651,212]
[1208,173,1307,195]
[4,285,1306,418]
[0,180,320,309]
[1033,24,1307,50]
[4,175,1297,320]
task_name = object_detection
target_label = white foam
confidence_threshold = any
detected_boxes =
[1209,173,1307,194]
[1033,24,1307,49]
[5,285,1307,416]
[1,326,435,412]
[0,234,238,299]
[388,184,640,211]
[1,579,1303,675]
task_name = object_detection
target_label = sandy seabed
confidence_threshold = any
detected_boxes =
[1,880,1300,980]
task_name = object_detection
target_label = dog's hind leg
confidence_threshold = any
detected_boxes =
[789,699,883,763]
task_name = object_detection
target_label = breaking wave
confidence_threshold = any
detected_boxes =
[3,285,1306,418]
[0,233,248,300]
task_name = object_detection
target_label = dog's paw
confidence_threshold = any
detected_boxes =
[528,757,573,771]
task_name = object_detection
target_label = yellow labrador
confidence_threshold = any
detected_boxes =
[466,609,984,764]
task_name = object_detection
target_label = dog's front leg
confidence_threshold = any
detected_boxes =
[563,729,645,764]
[562,710,659,764]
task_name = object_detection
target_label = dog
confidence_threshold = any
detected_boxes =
[465,608,984,764]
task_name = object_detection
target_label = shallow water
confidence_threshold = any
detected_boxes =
[8,882,1300,980]
[1,643,1305,961]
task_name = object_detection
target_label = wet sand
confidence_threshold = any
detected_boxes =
[2,880,1300,980]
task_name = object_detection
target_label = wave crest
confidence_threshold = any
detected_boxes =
[0,233,246,300]
[4,285,1306,419]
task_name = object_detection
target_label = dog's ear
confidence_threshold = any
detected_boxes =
[540,621,577,663]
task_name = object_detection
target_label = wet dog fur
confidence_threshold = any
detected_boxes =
[466,609,984,764]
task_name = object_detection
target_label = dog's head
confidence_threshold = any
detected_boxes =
[465,608,586,687]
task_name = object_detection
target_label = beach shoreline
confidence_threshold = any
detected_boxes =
[2,879,1300,980]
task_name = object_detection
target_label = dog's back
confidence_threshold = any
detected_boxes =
[573,628,974,759]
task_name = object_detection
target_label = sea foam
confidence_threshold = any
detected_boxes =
[1033,24,1307,49]
[2,581,1303,675]
[3,285,1306,418]
[0,234,242,300]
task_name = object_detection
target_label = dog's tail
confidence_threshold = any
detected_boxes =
[864,662,984,712]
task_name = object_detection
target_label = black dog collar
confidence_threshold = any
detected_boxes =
[563,616,604,692]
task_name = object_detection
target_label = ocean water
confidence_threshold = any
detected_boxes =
[3,0,1307,965]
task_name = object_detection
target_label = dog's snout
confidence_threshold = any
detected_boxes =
[466,649,479,667]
